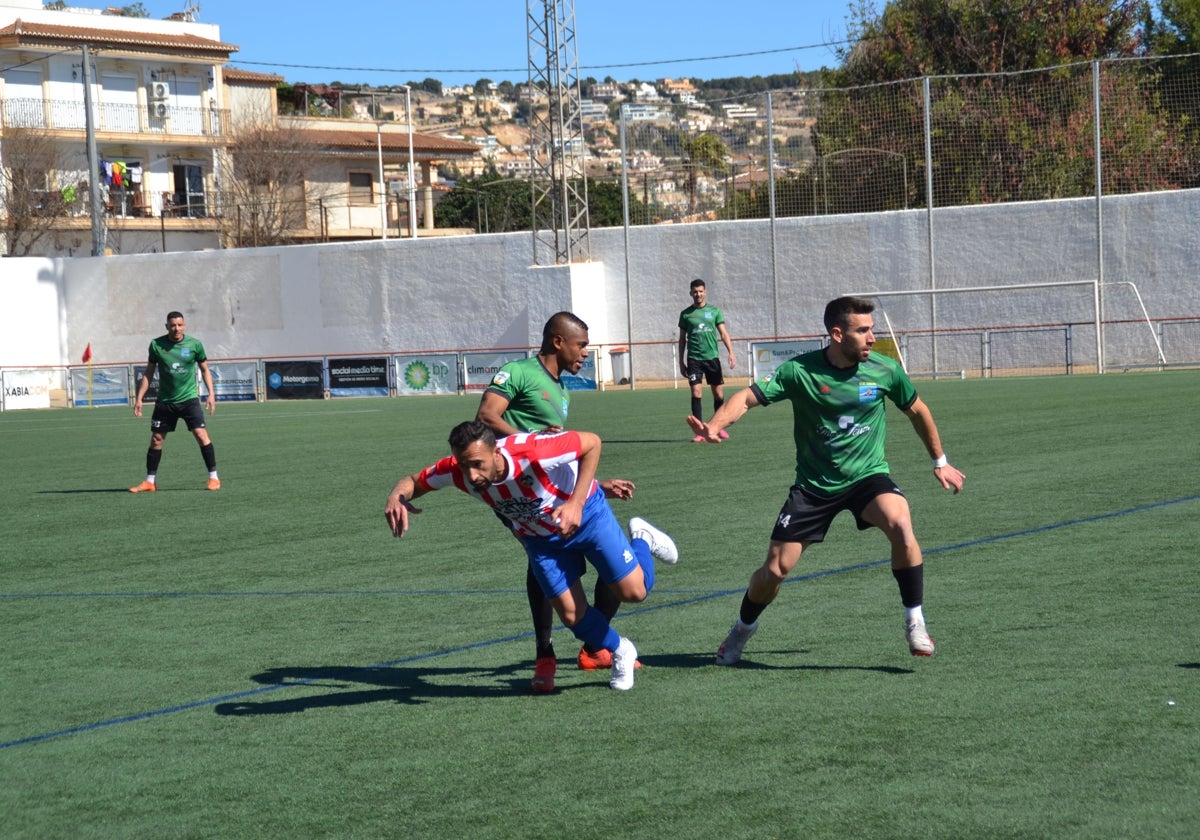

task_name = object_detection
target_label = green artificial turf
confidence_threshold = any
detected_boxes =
[2,372,1197,838]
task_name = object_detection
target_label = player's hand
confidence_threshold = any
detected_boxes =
[685,414,722,443]
[600,478,635,500]
[132,401,143,418]
[934,463,965,494]
[385,495,422,537]
[728,353,737,370]
[552,499,584,537]
[205,395,216,414]
[538,425,564,434]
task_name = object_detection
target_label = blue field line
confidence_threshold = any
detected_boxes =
[4,493,1197,751]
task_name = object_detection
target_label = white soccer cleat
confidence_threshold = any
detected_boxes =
[610,637,638,690]
[629,516,679,565]
[715,620,758,666]
[905,619,935,656]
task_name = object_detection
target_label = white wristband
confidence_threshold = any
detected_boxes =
[932,454,948,469]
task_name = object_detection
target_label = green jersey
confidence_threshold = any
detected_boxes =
[753,348,917,496]
[147,334,207,404]
[486,356,569,432]
[678,304,725,361]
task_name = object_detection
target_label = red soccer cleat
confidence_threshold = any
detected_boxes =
[531,656,556,692]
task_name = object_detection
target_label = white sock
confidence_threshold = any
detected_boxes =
[145,475,156,484]
[905,605,925,624]
[208,471,219,479]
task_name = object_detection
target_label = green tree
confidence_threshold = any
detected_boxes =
[834,0,1145,82]
[683,133,729,211]
[815,0,1198,207]
[1144,0,1200,53]
[435,176,644,232]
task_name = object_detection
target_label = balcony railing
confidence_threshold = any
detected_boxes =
[1,97,229,136]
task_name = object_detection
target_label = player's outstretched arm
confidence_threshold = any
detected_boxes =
[686,386,760,442]
[599,478,635,500]
[385,474,426,538]
[903,398,965,494]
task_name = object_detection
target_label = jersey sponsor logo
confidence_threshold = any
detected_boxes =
[492,371,511,386]
[838,415,871,437]
[858,382,879,402]
[518,474,535,488]
[181,348,192,359]
[623,548,634,564]
[493,496,545,522]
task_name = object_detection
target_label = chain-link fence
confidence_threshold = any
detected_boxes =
[617,54,1200,375]
[621,55,1200,220]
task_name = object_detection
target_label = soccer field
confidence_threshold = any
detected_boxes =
[2,373,1197,839]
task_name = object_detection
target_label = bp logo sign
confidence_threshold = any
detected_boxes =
[404,361,430,390]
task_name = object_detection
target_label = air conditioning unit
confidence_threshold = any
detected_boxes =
[151,102,169,119]
[150,81,170,100]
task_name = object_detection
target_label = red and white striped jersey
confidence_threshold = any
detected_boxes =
[416,431,598,538]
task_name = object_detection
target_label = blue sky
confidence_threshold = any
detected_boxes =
[137,0,857,86]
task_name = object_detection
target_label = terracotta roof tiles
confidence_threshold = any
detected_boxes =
[0,19,237,56]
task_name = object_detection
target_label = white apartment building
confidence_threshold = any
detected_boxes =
[0,0,478,255]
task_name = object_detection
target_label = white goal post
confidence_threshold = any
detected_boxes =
[848,280,1165,376]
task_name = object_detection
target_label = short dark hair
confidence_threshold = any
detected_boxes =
[449,420,496,454]
[690,278,706,291]
[540,311,588,353]
[823,296,875,333]
[166,311,184,322]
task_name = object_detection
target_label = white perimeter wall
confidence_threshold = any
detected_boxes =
[2,189,1197,379]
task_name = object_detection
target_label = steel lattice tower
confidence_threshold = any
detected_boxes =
[526,0,590,264]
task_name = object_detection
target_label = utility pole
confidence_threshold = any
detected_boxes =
[81,44,104,256]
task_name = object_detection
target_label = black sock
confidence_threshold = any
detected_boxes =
[583,579,622,654]
[146,448,162,476]
[714,396,724,414]
[691,395,703,419]
[527,567,555,660]
[892,565,924,608]
[739,592,768,626]
[200,443,216,472]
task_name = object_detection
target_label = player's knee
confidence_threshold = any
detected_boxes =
[613,580,648,603]
[558,604,583,626]
[880,519,915,545]
[757,564,788,587]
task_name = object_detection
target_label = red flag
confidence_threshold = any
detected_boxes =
[82,343,93,364]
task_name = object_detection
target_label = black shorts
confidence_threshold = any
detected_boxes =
[686,358,724,387]
[150,399,206,434]
[769,473,905,544]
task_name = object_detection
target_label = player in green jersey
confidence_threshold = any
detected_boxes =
[129,311,220,493]
[477,311,637,692]
[688,296,965,663]
[678,278,737,441]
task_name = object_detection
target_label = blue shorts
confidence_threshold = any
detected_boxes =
[524,491,639,598]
